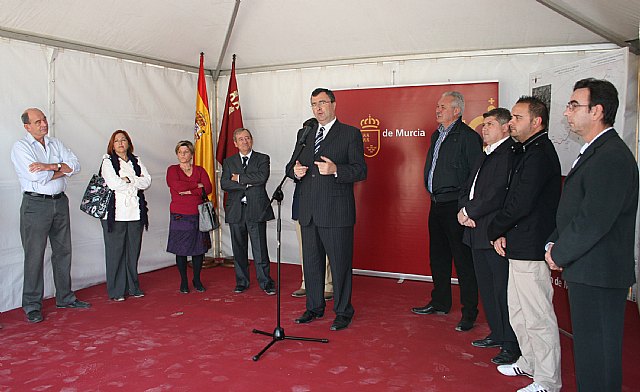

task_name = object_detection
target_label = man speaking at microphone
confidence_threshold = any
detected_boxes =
[286,88,367,331]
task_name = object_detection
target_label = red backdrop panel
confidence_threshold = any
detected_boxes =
[334,82,499,275]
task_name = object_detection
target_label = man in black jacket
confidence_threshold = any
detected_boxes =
[546,78,638,392]
[487,96,562,392]
[287,88,367,331]
[412,91,482,332]
[458,108,520,365]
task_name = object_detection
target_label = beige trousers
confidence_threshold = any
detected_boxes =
[508,259,562,392]
[296,222,333,292]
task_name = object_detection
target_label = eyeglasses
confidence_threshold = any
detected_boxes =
[565,101,590,112]
[311,100,332,108]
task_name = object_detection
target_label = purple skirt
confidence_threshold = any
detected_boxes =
[166,213,211,256]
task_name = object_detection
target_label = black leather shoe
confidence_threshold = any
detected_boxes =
[330,315,352,331]
[57,299,91,309]
[234,286,248,293]
[26,310,43,324]
[491,348,521,365]
[472,336,501,348]
[295,310,323,324]
[180,283,190,294]
[411,304,448,315]
[455,317,475,332]
[263,283,276,296]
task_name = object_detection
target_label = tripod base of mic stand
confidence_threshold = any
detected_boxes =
[252,327,329,361]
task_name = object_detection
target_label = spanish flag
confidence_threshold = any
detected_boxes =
[193,52,216,204]
[216,54,244,165]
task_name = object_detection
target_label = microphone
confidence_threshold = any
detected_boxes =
[297,118,318,146]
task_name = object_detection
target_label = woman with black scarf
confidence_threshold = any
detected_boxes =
[101,130,151,301]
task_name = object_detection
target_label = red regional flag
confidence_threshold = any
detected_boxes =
[193,52,216,204]
[216,54,244,164]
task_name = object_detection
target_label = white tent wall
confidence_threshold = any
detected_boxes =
[0,39,204,312]
[2,38,638,312]
[214,45,639,274]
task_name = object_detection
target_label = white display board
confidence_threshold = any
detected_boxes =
[530,48,637,175]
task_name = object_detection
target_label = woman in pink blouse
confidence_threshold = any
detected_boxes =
[166,140,212,293]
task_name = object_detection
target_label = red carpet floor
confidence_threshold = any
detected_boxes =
[1,263,638,391]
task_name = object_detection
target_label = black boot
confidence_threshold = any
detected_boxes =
[176,256,189,293]
[192,254,206,292]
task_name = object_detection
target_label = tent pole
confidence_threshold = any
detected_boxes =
[0,27,201,73]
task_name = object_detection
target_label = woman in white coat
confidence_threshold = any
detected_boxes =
[101,130,151,301]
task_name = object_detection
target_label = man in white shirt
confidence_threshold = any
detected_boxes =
[11,108,90,324]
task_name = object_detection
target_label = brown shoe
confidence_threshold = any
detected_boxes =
[324,292,334,300]
[291,288,306,298]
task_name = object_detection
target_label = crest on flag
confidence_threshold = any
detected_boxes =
[194,111,208,140]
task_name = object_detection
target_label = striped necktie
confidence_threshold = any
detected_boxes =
[314,127,325,154]
[242,156,248,172]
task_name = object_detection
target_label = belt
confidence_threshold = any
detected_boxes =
[430,192,458,204]
[24,191,64,199]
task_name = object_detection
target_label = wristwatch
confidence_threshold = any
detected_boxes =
[56,163,62,172]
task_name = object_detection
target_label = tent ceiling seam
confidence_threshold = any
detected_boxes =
[219,43,620,77]
[213,0,241,81]
[536,0,639,55]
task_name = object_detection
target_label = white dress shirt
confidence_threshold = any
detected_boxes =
[11,133,80,194]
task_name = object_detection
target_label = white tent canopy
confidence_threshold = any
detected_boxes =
[1,1,638,312]
[1,0,638,73]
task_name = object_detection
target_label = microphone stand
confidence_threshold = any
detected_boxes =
[251,128,328,361]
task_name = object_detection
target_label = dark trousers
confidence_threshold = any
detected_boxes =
[568,281,628,392]
[428,200,478,319]
[20,193,76,312]
[472,248,519,351]
[229,206,273,290]
[301,220,354,318]
[101,220,143,298]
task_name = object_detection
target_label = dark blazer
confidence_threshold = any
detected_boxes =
[548,129,638,288]
[459,137,515,249]
[487,132,561,260]
[424,117,483,202]
[286,119,367,227]
[220,151,275,224]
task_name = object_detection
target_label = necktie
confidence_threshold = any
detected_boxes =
[314,127,325,154]
[242,156,248,171]
[571,152,582,169]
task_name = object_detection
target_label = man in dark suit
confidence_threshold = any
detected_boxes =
[221,128,276,295]
[545,78,638,392]
[487,96,562,392]
[457,108,520,365]
[412,91,482,332]
[286,87,367,331]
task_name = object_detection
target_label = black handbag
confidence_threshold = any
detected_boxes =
[80,166,113,219]
[198,188,219,232]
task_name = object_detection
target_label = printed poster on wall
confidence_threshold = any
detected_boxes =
[334,82,499,276]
